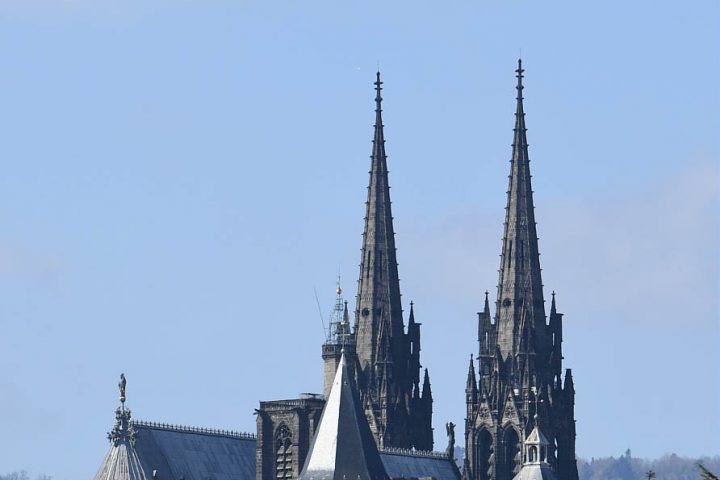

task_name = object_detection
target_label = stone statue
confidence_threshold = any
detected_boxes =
[445,421,456,458]
[119,373,127,405]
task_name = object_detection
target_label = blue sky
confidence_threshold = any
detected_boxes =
[0,1,717,479]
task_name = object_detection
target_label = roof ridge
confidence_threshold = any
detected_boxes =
[378,446,450,459]
[131,419,256,440]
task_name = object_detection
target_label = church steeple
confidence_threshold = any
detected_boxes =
[355,70,404,379]
[464,60,578,480]
[495,59,546,360]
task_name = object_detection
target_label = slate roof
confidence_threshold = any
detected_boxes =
[511,464,558,480]
[130,421,256,480]
[379,448,461,480]
[112,422,459,480]
[95,366,459,480]
[94,418,463,480]
[299,353,389,480]
[524,426,550,446]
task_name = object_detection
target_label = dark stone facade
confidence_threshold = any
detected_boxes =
[351,73,433,451]
[256,397,325,480]
[256,72,434,480]
[462,61,578,480]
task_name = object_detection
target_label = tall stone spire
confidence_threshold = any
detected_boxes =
[495,59,547,360]
[355,70,405,383]
[348,72,432,451]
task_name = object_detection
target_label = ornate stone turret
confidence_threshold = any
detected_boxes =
[94,374,149,480]
[463,60,578,480]
[511,417,558,480]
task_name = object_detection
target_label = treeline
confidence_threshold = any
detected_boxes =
[2,452,719,480]
[578,450,720,480]
[0,473,51,480]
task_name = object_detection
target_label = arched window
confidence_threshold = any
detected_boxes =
[503,428,521,478]
[275,424,293,480]
[529,446,537,463]
[476,429,494,480]
[540,446,546,462]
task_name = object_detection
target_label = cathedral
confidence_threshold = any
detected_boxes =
[93,61,578,480]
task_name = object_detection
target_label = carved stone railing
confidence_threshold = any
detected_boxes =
[378,446,450,459]
[132,419,256,440]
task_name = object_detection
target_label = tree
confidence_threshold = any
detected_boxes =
[698,464,718,480]
[646,470,656,480]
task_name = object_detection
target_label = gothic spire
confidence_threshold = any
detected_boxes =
[355,71,404,375]
[495,59,546,359]
[422,368,432,400]
[466,355,478,402]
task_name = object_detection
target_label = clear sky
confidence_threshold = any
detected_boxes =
[0,1,717,479]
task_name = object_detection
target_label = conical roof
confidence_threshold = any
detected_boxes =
[299,353,389,480]
[94,375,148,480]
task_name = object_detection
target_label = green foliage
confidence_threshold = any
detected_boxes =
[698,464,719,480]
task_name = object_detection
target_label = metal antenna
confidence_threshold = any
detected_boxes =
[314,287,326,339]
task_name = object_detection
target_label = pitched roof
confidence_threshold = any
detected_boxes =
[299,353,389,480]
[94,370,459,480]
[524,425,550,446]
[94,418,459,480]
[131,422,257,480]
[379,448,461,480]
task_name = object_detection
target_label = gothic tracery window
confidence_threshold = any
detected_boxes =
[275,424,293,480]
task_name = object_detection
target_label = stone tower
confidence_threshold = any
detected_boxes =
[463,60,579,480]
[323,72,433,451]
